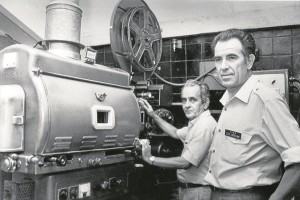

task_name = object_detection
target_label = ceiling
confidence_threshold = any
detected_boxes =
[1,0,300,46]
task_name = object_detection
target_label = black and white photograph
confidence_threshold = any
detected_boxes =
[0,0,300,199]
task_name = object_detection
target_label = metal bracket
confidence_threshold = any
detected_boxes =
[95,92,107,102]
[31,67,43,76]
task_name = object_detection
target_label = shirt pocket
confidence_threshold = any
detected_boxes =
[221,129,253,166]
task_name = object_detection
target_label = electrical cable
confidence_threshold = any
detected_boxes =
[153,66,222,87]
[33,41,48,49]
[4,33,20,44]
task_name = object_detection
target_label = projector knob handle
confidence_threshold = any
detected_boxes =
[56,155,67,166]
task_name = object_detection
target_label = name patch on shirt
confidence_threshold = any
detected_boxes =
[225,129,241,139]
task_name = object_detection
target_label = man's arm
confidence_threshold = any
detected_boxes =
[141,140,191,169]
[269,163,300,200]
[138,98,179,139]
[149,156,191,169]
[262,98,300,199]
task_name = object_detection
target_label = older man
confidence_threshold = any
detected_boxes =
[205,28,300,200]
[138,80,216,200]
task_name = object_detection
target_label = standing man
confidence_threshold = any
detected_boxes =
[205,28,300,200]
[138,80,217,200]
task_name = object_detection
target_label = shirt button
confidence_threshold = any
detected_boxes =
[218,129,221,132]
[224,107,227,111]
[209,170,212,173]
[212,149,215,153]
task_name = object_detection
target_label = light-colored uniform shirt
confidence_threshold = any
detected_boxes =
[205,75,300,190]
[177,110,217,185]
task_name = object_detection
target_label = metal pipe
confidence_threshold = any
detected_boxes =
[45,0,84,59]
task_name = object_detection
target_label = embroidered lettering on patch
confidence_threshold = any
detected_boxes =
[225,129,241,139]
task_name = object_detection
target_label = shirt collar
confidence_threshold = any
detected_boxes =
[188,110,211,127]
[220,75,258,106]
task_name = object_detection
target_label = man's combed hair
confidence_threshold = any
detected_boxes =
[211,28,256,56]
[182,79,210,104]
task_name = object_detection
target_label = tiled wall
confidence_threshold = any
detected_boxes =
[1,26,299,89]
[92,25,300,121]
[93,25,300,80]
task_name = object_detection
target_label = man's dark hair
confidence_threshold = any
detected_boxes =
[211,28,256,56]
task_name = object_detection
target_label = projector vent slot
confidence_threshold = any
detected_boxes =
[53,137,72,150]
[123,134,135,146]
[80,136,97,150]
[103,135,117,147]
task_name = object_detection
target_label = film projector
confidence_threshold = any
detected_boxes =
[0,0,181,199]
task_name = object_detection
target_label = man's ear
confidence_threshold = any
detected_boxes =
[204,98,210,110]
[247,54,255,70]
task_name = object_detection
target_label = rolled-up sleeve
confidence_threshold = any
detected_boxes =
[177,127,188,142]
[180,125,214,167]
[281,146,300,166]
[263,97,300,167]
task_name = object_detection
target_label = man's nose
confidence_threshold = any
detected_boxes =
[184,100,191,107]
[220,59,229,71]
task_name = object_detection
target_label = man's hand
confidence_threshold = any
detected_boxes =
[138,98,155,118]
[138,98,179,139]
[140,139,152,165]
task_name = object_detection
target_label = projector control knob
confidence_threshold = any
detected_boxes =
[101,181,109,190]
[1,155,20,172]
[88,159,96,167]
[1,157,15,172]
[95,158,102,166]
[56,155,67,166]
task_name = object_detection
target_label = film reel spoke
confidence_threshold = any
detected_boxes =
[130,20,143,37]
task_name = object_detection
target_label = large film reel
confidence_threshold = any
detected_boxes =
[110,0,162,81]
